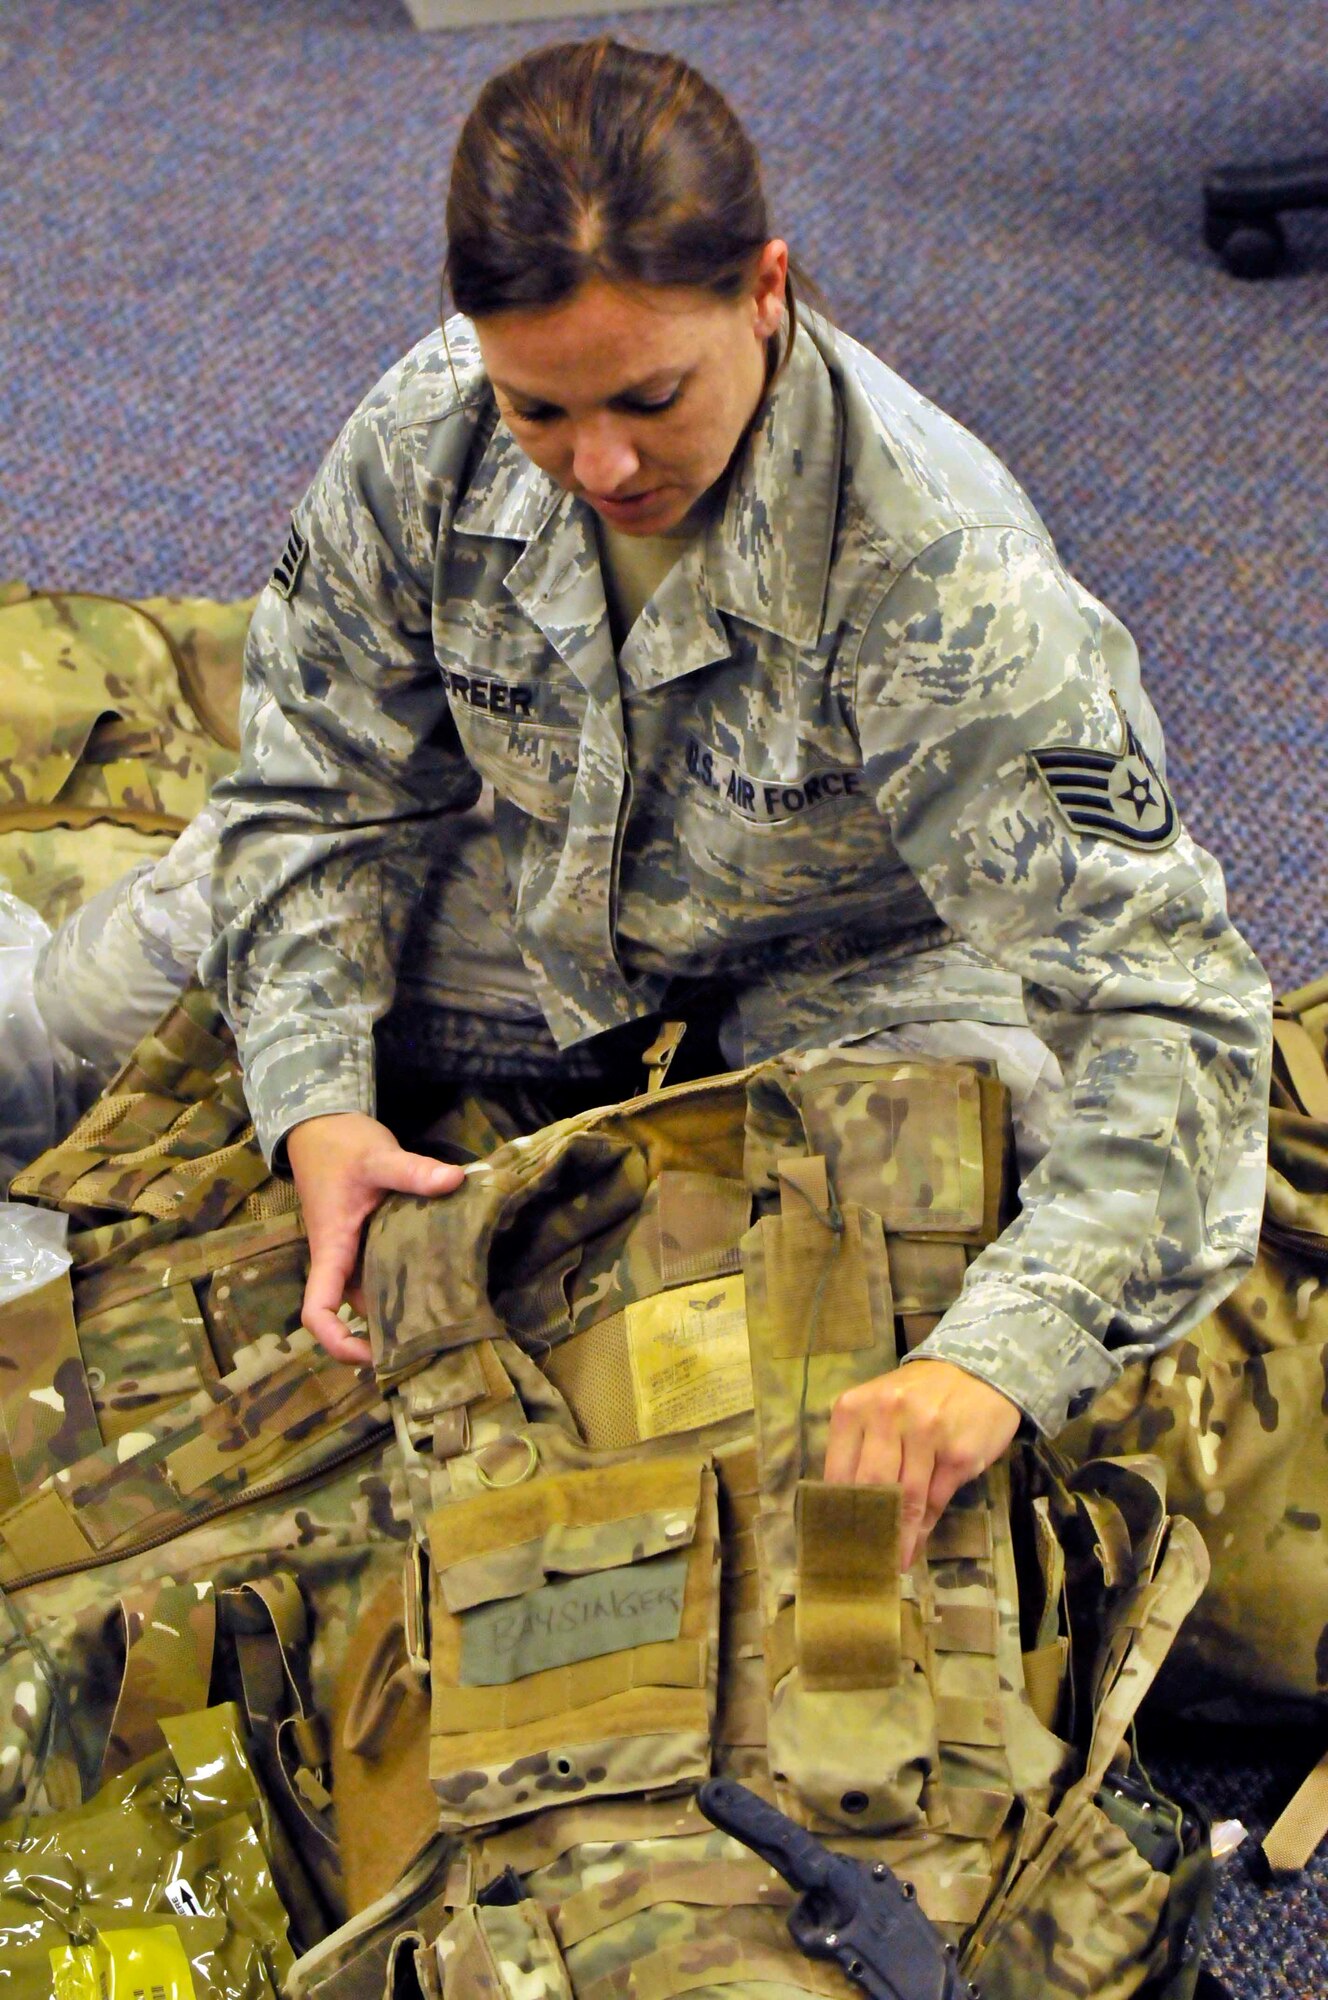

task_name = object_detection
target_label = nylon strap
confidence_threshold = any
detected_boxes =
[0,802,187,835]
[928,1506,992,1561]
[551,1857,788,1948]
[163,1351,380,1497]
[478,1796,710,1878]
[795,1479,901,1690]
[578,1933,850,2000]
[1261,1747,1328,1873]
[1272,1019,1328,1122]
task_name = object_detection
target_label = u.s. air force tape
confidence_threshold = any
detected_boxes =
[685,735,865,823]
[1030,718,1179,850]
[270,521,308,601]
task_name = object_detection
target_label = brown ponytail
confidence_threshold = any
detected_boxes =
[444,37,815,363]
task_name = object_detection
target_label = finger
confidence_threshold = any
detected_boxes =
[896,1429,937,1569]
[912,1461,973,1565]
[853,1424,904,1490]
[823,1396,865,1484]
[310,1315,373,1367]
[302,1222,365,1355]
[369,1149,466,1200]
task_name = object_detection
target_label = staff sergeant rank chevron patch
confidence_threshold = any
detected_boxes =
[270,521,309,601]
[1030,717,1179,850]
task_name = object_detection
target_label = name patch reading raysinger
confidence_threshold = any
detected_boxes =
[685,736,864,822]
[459,1552,689,1685]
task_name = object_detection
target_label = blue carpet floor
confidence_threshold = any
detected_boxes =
[3,2,1327,1989]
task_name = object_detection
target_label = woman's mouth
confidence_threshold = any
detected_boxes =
[587,487,665,523]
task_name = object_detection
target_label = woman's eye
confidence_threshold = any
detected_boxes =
[623,387,683,415]
[512,404,558,424]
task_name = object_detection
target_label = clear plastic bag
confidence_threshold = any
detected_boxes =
[0,1199,70,1307]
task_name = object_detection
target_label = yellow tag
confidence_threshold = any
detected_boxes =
[624,1274,752,1440]
[50,1924,198,2000]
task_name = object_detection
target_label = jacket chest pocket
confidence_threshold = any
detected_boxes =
[425,1452,720,1833]
[451,705,582,825]
[676,772,883,921]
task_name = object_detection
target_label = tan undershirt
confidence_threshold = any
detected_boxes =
[594,494,717,650]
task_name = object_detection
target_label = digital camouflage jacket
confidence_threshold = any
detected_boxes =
[205,315,1271,1435]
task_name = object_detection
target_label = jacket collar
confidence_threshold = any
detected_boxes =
[450,316,843,675]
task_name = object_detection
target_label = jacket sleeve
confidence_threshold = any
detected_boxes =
[854,524,1272,1435]
[200,368,481,1166]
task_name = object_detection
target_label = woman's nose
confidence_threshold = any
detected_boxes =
[571,421,641,497]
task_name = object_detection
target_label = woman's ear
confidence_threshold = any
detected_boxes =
[752,239,790,339]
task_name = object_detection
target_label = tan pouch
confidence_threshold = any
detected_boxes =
[332,1557,438,1916]
[426,1453,720,1832]
[435,1898,573,2000]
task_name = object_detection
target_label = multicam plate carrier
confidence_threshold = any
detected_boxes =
[0,994,1212,2000]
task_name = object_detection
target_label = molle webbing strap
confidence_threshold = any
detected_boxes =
[0,1273,103,1500]
[0,1347,386,1571]
[794,1479,901,1690]
[1260,1747,1328,1873]
[158,1352,383,1501]
[549,1851,992,1945]
[927,1507,993,1562]
[99,1576,217,1782]
[1271,1018,1328,1122]
[71,1210,306,1319]
[478,1797,712,1880]
[576,1929,851,2000]
[550,1857,790,1948]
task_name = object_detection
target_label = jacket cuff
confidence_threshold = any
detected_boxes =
[243,1032,377,1169]
[901,1280,1122,1436]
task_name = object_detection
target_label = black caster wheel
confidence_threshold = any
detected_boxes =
[1214,215,1287,280]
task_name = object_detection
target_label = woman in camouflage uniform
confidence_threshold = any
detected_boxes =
[181,39,1269,1563]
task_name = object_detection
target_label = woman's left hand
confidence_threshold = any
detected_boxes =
[824,1360,1022,1568]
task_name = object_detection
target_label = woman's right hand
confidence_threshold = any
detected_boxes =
[286,1112,465,1364]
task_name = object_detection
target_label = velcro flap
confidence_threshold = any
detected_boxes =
[796,1061,988,1233]
[429,1454,704,1615]
[794,1479,901,1690]
[764,1197,880,1360]
[0,1484,95,1578]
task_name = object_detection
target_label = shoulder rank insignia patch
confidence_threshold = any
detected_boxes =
[270,521,308,601]
[1031,716,1179,851]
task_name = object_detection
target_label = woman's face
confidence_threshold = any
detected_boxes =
[473,241,788,537]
